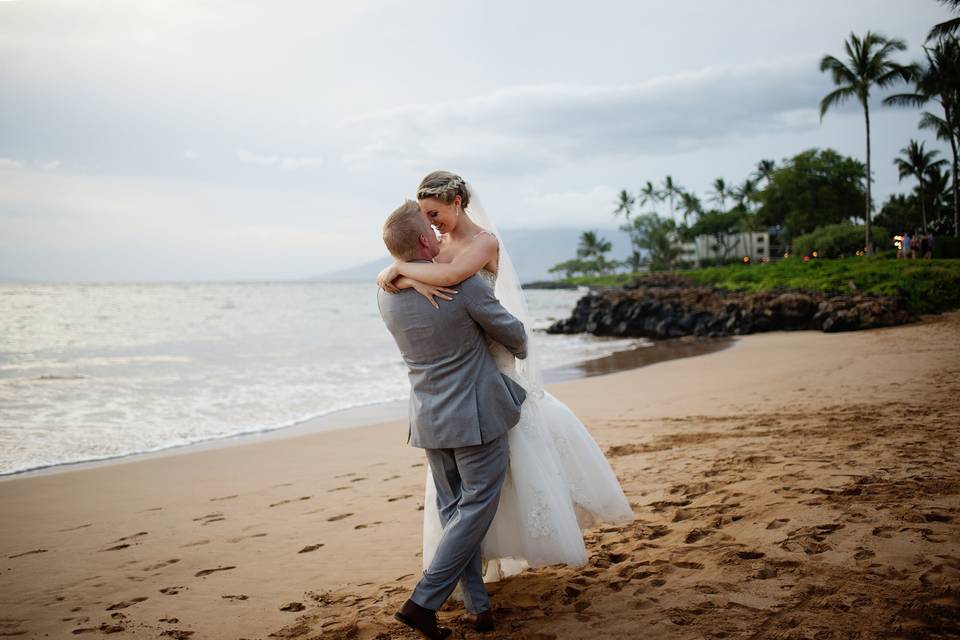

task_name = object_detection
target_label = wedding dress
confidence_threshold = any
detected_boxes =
[422,217,635,582]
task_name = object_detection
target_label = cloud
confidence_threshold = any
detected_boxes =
[342,57,832,171]
[236,149,323,171]
[0,157,24,169]
[183,150,201,160]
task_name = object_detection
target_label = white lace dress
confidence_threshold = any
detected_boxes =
[422,267,635,582]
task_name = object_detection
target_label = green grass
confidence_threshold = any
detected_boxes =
[563,258,960,315]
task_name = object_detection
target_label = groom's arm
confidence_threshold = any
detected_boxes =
[460,276,528,359]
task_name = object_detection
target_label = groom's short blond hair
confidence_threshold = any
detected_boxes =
[383,200,427,260]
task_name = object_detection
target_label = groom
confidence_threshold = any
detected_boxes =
[377,200,528,639]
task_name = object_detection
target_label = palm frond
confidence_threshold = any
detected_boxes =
[929,17,960,42]
[820,86,857,119]
[883,91,930,108]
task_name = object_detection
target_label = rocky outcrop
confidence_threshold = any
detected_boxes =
[546,274,916,338]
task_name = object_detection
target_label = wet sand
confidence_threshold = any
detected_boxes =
[1,315,958,639]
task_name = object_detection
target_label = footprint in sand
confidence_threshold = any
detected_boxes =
[672,561,705,570]
[8,548,48,559]
[382,475,401,481]
[159,630,194,639]
[280,602,305,612]
[226,533,267,543]
[327,486,350,492]
[411,463,424,468]
[327,513,353,522]
[73,622,125,634]
[298,544,324,553]
[684,528,713,544]
[388,495,413,502]
[269,496,311,507]
[354,521,383,530]
[854,548,876,561]
[181,539,211,547]
[57,523,92,532]
[106,597,148,610]
[335,472,356,478]
[872,525,896,539]
[159,587,184,595]
[766,518,790,530]
[272,482,293,488]
[222,594,248,600]
[350,477,367,483]
[192,512,226,525]
[143,559,181,571]
[194,566,236,577]
[210,494,238,502]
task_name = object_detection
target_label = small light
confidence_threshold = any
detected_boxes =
[743,256,750,264]
[812,251,818,258]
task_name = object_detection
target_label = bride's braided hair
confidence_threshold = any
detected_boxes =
[416,171,471,209]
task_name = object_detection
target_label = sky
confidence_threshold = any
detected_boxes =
[0,0,952,282]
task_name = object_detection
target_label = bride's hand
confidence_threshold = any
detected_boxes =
[376,263,401,292]
[411,281,458,309]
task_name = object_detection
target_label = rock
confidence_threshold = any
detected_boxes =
[546,274,916,338]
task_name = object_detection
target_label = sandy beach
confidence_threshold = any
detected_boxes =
[2,314,958,639]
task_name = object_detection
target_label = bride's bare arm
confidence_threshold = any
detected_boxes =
[394,234,498,286]
[375,271,457,309]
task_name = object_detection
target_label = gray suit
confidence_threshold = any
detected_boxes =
[377,270,528,614]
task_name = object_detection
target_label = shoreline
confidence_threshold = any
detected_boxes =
[2,335,735,481]
[2,314,956,639]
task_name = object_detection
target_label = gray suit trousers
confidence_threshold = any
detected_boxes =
[411,433,510,613]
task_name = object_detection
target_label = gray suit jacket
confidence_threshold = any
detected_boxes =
[377,273,528,449]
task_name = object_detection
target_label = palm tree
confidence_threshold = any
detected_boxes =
[678,191,703,226]
[753,159,777,185]
[637,181,661,213]
[577,230,614,274]
[926,164,953,227]
[613,189,635,220]
[886,37,960,237]
[820,31,914,254]
[929,0,960,41]
[708,178,731,210]
[894,140,947,232]
[733,177,759,211]
[660,175,683,221]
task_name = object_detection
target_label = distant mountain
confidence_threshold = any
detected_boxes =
[311,227,633,283]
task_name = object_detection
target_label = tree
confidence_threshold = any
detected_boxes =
[820,31,914,254]
[638,181,661,213]
[576,230,615,274]
[660,175,684,221]
[757,148,867,240]
[678,191,703,226]
[929,0,960,41]
[894,140,947,232]
[708,178,731,210]
[613,189,635,220]
[885,37,960,237]
[753,159,777,185]
[690,209,743,262]
[926,163,957,232]
[625,214,682,271]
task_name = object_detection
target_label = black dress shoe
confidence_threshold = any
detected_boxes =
[394,599,452,640]
[464,610,495,632]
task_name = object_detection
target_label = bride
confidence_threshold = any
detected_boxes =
[377,171,634,581]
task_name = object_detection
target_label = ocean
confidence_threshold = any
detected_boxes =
[0,282,645,476]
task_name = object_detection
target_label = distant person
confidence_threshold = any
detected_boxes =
[925,232,934,259]
[919,232,930,260]
[901,231,911,259]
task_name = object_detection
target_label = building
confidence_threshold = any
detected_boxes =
[679,231,771,265]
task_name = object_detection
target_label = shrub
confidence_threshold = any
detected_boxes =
[791,223,890,258]
[933,235,960,259]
